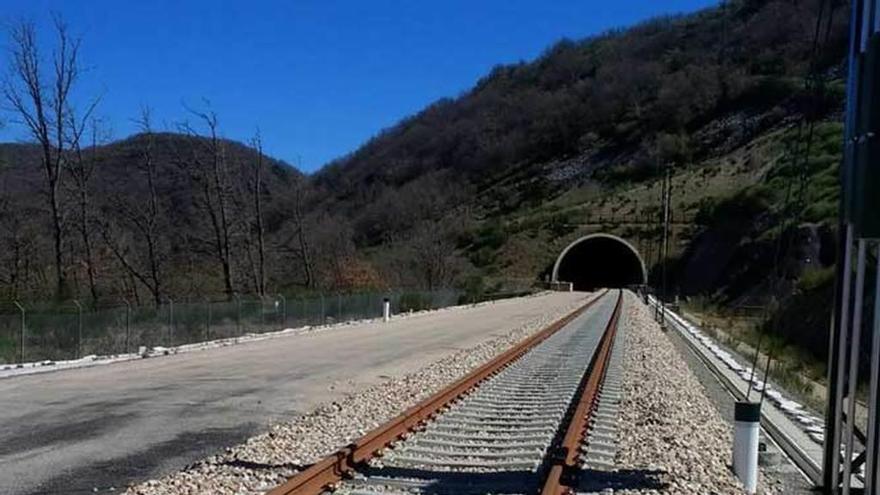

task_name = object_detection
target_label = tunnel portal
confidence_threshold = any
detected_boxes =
[552,234,647,290]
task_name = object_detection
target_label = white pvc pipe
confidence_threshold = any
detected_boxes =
[383,298,390,322]
[733,401,760,494]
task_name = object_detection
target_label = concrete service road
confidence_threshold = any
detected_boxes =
[0,292,587,495]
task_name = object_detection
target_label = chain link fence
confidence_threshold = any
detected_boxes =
[0,289,462,365]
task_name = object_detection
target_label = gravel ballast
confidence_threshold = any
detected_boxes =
[613,293,774,494]
[124,293,593,494]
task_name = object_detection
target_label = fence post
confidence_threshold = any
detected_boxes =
[166,297,174,347]
[277,294,287,327]
[233,293,242,336]
[320,293,325,324]
[300,297,306,326]
[366,293,372,319]
[124,299,132,355]
[73,300,83,359]
[13,301,24,364]
[204,297,211,342]
[259,295,266,328]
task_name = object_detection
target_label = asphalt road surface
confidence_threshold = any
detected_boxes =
[0,292,586,495]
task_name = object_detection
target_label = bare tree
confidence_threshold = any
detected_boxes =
[100,108,167,306]
[249,132,267,295]
[293,181,315,288]
[310,213,360,289]
[274,178,316,289]
[407,222,461,290]
[0,187,40,298]
[3,17,98,299]
[175,106,236,298]
[67,118,104,303]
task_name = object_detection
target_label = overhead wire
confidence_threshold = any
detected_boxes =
[745,0,836,403]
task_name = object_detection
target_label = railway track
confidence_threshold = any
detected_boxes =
[269,289,624,495]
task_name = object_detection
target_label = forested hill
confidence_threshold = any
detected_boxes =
[0,132,306,303]
[304,0,850,369]
[312,0,847,247]
[0,0,849,317]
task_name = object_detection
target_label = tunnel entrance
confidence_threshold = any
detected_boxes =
[552,234,647,290]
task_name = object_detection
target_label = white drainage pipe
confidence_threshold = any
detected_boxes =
[733,401,761,494]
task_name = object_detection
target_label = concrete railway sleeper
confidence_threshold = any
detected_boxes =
[268,289,623,495]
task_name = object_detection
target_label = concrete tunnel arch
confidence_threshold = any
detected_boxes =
[551,233,648,290]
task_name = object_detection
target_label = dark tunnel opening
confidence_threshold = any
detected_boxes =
[554,235,646,290]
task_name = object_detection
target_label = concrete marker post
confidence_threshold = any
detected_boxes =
[733,401,761,494]
[383,297,391,322]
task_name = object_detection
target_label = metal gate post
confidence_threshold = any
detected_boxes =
[824,2,880,492]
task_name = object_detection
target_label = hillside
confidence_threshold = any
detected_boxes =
[0,0,851,364]
[0,132,312,303]
[308,0,848,362]
[315,0,845,233]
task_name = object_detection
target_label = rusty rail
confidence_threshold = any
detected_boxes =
[540,289,624,495]
[268,290,610,495]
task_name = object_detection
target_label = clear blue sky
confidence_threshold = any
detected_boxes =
[1,0,718,172]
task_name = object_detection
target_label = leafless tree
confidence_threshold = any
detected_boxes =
[0,187,40,298]
[3,17,99,299]
[101,108,167,306]
[309,212,357,289]
[176,105,236,298]
[67,118,105,303]
[273,178,317,289]
[407,222,460,290]
[248,132,267,295]
[293,181,315,288]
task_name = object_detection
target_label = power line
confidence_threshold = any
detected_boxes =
[745,0,836,404]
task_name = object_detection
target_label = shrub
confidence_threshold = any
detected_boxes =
[797,266,835,293]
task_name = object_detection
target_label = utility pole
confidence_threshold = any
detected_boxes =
[660,164,672,328]
[645,211,654,294]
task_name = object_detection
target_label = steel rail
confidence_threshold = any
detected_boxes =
[541,289,623,495]
[267,289,611,495]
